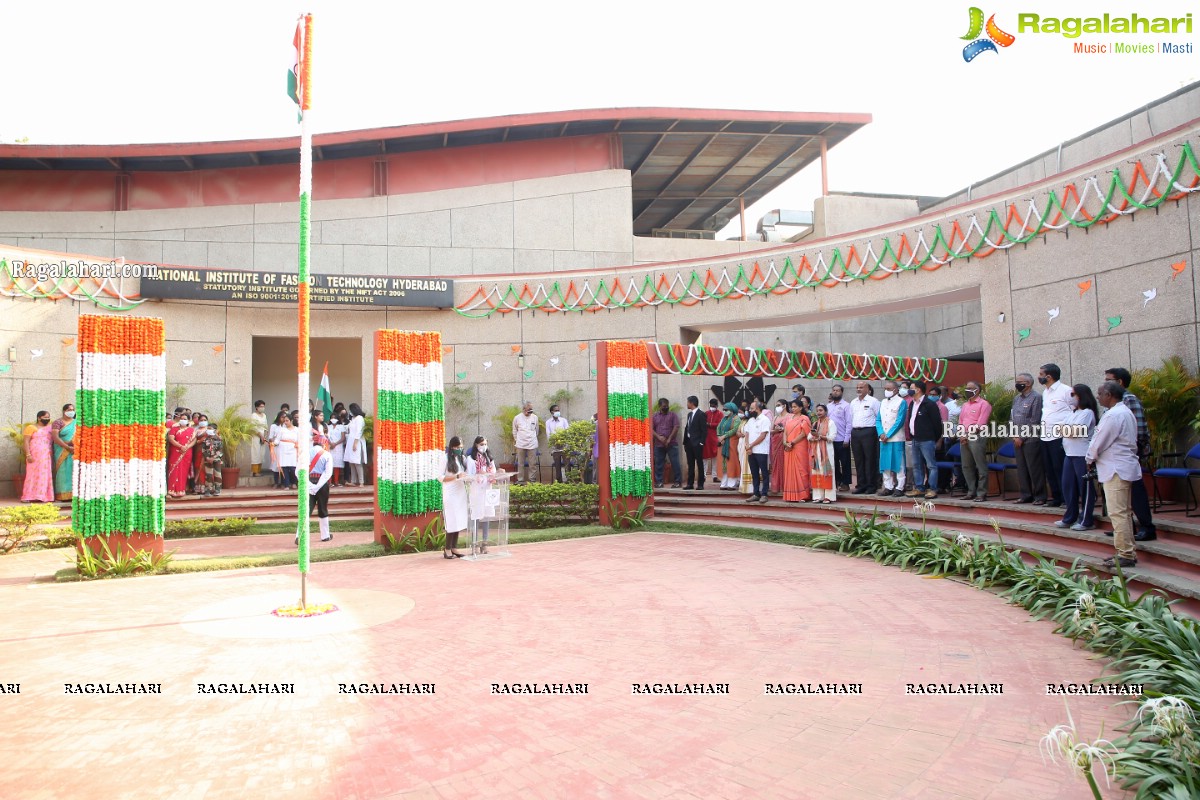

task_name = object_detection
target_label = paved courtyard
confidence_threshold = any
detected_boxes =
[0,533,1127,799]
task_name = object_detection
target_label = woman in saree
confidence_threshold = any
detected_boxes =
[737,408,754,495]
[51,402,76,501]
[21,411,54,503]
[781,399,812,502]
[769,399,786,496]
[809,403,838,503]
[716,402,739,490]
[167,412,197,498]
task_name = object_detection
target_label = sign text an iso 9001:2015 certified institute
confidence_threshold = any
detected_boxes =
[139,267,454,308]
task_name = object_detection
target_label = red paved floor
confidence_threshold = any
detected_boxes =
[0,533,1128,799]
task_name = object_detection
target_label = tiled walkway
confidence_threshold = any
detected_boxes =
[0,533,1126,799]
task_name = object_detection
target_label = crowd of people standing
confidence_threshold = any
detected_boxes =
[654,363,1157,569]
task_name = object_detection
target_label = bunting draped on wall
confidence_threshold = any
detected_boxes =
[645,343,948,383]
[72,315,166,541]
[453,142,1200,318]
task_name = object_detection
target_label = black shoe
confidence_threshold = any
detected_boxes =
[682,486,694,491]
[891,489,905,498]
[671,483,682,488]
[1013,497,1034,504]
[1045,501,1063,509]
[837,484,850,493]
[1135,530,1158,542]
[851,488,868,495]
[1032,499,1046,506]
[1104,530,1113,537]
[1103,556,1137,568]
[320,535,332,542]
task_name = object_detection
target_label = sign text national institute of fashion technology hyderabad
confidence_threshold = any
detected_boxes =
[140,268,454,308]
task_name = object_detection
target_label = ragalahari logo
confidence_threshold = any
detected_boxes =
[962,7,1016,61]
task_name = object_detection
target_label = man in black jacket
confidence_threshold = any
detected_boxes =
[682,395,709,490]
[904,381,943,499]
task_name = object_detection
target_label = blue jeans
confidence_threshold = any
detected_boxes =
[749,452,770,498]
[912,440,938,491]
[1061,455,1095,527]
[654,444,681,486]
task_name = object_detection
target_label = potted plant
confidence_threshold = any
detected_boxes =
[212,404,259,489]
[3,421,29,497]
[1133,356,1200,500]
[492,404,521,471]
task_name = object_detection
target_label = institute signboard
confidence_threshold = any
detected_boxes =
[140,268,454,308]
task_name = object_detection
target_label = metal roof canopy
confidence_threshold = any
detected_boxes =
[0,108,869,235]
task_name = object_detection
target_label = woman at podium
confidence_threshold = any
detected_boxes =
[441,436,476,558]
[467,436,497,553]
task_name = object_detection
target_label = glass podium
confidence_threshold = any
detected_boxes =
[464,470,512,560]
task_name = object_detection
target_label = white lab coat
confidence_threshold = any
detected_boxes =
[441,453,477,533]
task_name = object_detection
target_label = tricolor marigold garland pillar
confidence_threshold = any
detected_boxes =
[373,330,446,545]
[597,340,654,526]
[73,315,166,559]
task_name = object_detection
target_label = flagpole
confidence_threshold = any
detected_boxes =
[295,13,314,607]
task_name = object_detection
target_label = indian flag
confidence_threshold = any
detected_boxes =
[287,18,305,109]
[317,362,333,419]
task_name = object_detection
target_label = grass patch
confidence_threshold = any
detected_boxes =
[245,519,374,536]
[643,521,826,547]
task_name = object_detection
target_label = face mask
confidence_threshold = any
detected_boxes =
[965,389,978,398]
[884,390,895,399]
[774,406,784,414]
[929,395,940,402]
[1037,376,1048,385]
[749,410,759,418]
[738,412,746,419]
[199,421,209,428]
[38,418,49,426]
[478,445,488,454]
[552,411,560,418]
[898,388,909,397]
[65,411,76,418]
[452,448,463,455]
[1015,383,1027,392]
[524,410,532,416]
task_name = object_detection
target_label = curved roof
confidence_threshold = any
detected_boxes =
[0,107,869,234]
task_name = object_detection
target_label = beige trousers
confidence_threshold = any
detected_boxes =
[1103,476,1135,561]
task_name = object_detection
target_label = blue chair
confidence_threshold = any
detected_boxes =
[935,443,961,493]
[987,440,1018,500]
[1152,443,1200,517]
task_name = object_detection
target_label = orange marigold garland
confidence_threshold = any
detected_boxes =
[72,315,167,539]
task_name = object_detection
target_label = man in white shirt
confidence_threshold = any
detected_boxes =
[849,382,881,494]
[1086,381,1143,568]
[1039,363,1073,508]
[512,402,540,484]
[742,400,773,503]
[545,403,570,483]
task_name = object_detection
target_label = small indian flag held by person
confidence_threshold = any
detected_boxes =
[317,361,333,419]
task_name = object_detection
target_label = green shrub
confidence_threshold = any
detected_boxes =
[74,536,175,578]
[384,516,446,553]
[0,504,62,554]
[510,482,598,528]
[547,419,597,483]
[164,517,257,539]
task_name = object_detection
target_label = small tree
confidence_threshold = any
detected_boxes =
[492,404,522,463]
[445,385,480,441]
[548,419,597,483]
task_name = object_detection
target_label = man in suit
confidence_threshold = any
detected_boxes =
[682,395,708,490]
